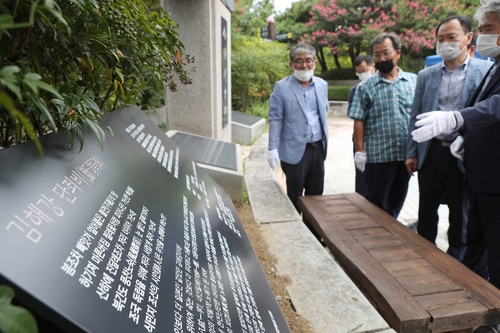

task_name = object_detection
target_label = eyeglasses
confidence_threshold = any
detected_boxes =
[373,51,394,60]
[293,58,315,66]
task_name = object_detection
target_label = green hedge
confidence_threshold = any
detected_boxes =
[328,86,352,101]
[319,67,357,80]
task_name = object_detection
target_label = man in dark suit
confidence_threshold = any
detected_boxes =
[412,1,500,331]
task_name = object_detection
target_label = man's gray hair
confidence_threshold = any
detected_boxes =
[474,0,500,24]
[290,43,316,62]
[370,32,402,53]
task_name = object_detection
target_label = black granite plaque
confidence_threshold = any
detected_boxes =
[0,106,290,333]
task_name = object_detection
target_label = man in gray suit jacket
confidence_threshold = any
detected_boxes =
[412,3,500,331]
[267,43,329,212]
[406,16,492,261]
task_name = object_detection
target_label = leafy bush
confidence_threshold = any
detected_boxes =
[0,285,38,333]
[0,0,194,152]
[399,55,426,74]
[328,86,352,101]
[247,100,270,120]
[231,33,290,113]
[319,67,357,80]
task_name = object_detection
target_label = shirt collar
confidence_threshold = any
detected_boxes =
[441,54,470,72]
[493,58,500,67]
[374,67,406,83]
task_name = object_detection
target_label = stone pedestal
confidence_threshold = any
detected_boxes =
[167,130,243,203]
[231,111,266,145]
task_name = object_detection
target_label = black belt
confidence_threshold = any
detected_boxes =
[306,140,322,148]
[432,139,453,147]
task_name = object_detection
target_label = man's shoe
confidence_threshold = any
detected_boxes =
[406,220,418,232]
[475,324,500,333]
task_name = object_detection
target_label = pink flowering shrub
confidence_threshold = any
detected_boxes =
[303,0,476,66]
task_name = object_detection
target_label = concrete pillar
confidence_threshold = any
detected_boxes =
[163,0,232,142]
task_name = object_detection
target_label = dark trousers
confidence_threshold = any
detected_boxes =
[355,166,367,196]
[417,141,468,260]
[281,144,325,211]
[462,184,500,289]
[353,135,367,196]
[364,161,410,218]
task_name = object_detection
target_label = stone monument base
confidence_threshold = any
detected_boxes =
[231,111,266,145]
[167,130,243,202]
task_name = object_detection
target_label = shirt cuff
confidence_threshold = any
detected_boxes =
[454,111,464,130]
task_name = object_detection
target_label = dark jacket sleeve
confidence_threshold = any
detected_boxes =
[460,94,500,133]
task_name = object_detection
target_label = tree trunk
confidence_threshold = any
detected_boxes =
[349,44,361,68]
[334,53,341,68]
[316,46,328,73]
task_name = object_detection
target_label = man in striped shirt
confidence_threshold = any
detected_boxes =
[349,32,417,218]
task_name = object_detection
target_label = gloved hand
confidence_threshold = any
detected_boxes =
[450,135,465,161]
[411,111,457,143]
[354,151,367,172]
[267,149,280,172]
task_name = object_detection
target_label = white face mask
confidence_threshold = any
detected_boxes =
[293,69,314,82]
[436,35,467,60]
[477,34,500,58]
[355,72,373,82]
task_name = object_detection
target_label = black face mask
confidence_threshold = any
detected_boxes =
[375,59,395,74]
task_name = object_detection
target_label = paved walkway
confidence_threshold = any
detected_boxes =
[274,113,450,253]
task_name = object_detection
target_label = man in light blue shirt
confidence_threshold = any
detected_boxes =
[406,16,492,261]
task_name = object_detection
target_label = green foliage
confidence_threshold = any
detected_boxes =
[319,67,357,80]
[0,0,194,151]
[328,86,351,101]
[398,55,426,74]
[247,99,270,119]
[0,285,38,333]
[274,0,316,40]
[232,0,274,36]
[231,33,290,113]
[322,48,352,69]
[275,0,329,71]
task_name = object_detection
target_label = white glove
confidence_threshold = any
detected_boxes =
[267,149,280,172]
[450,135,465,161]
[411,111,457,143]
[354,151,367,172]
